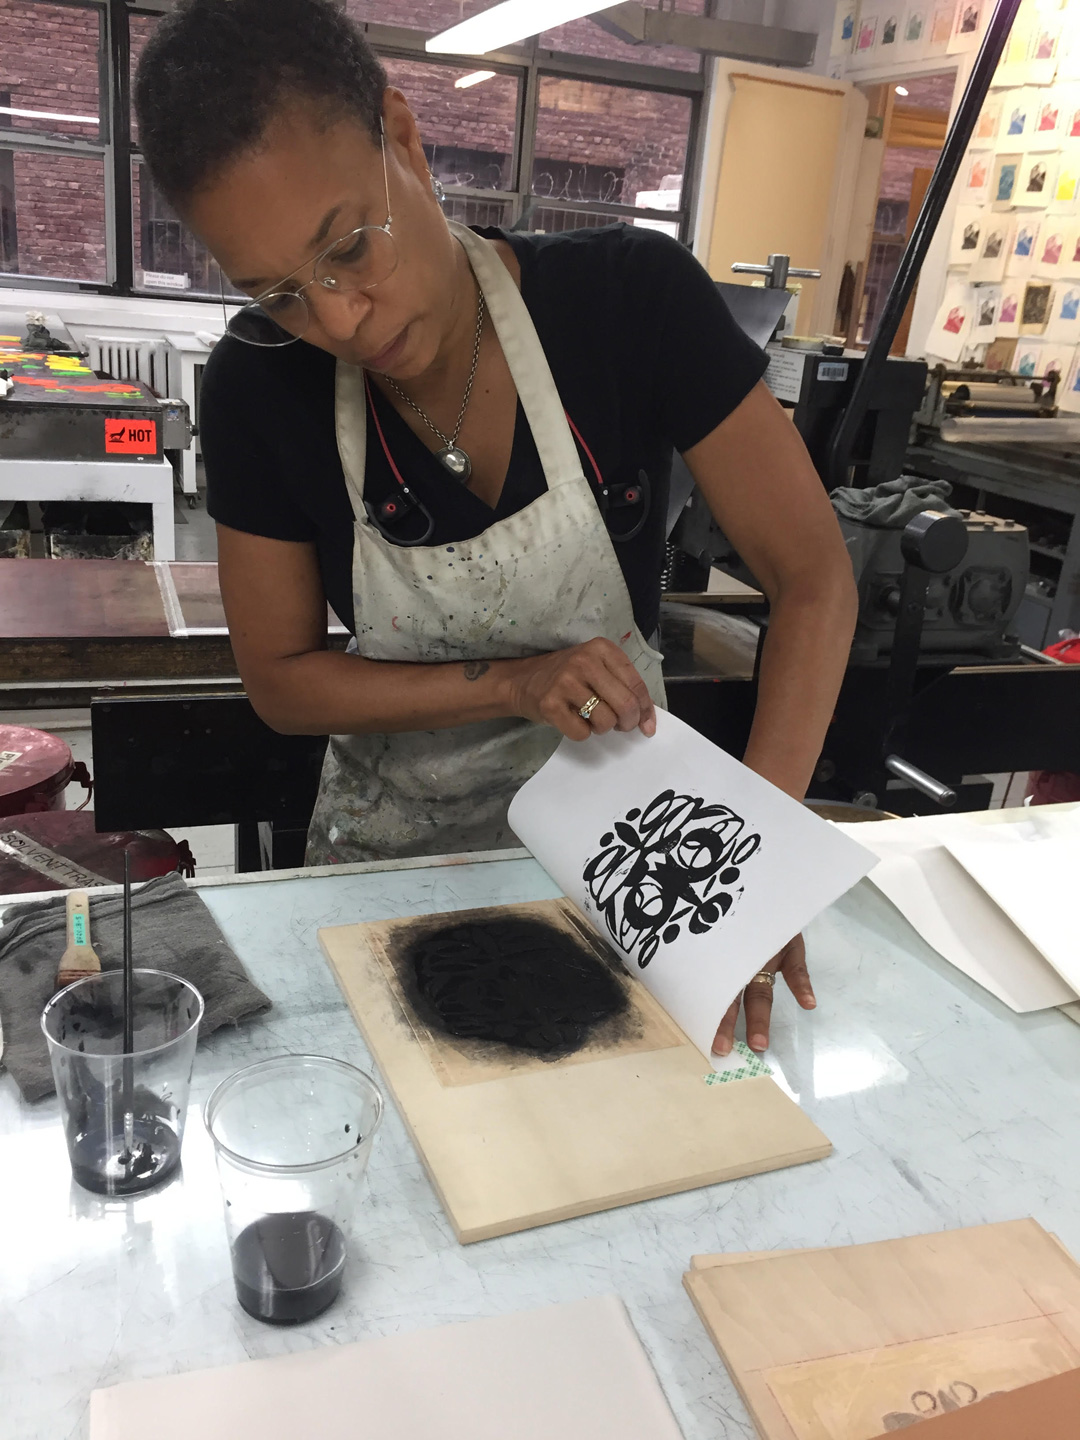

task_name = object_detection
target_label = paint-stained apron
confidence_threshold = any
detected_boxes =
[305,220,666,865]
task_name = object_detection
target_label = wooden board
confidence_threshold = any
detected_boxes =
[683,1219,1080,1440]
[319,898,831,1243]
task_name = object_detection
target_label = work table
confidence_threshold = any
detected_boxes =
[2,849,1078,1439]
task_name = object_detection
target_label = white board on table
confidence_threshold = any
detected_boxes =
[90,1295,685,1440]
[835,812,1078,1013]
[508,710,874,1060]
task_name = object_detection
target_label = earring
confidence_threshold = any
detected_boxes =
[430,173,446,204]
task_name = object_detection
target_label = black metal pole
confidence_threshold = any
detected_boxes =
[826,0,1024,488]
[107,0,134,293]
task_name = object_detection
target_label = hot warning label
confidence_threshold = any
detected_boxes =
[104,418,158,454]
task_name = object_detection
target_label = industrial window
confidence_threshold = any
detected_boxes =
[0,0,703,298]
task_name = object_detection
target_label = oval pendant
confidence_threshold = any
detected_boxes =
[437,445,472,482]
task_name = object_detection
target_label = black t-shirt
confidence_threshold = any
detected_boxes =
[201,224,767,640]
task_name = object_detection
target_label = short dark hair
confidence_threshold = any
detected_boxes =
[135,0,388,205]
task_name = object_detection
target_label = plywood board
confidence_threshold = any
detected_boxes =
[90,1295,685,1440]
[320,898,831,1243]
[683,1220,1080,1440]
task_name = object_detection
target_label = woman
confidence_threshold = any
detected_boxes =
[136,0,857,1054]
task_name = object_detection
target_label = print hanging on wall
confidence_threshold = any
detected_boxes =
[1028,15,1064,85]
[1047,281,1080,343]
[857,14,879,52]
[997,283,1023,337]
[901,4,930,56]
[949,205,984,265]
[1059,348,1080,414]
[973,284,1002,334]
[1013,338,1045,376]
[974,93,1003,144]
[831,0,858,55]
[929,1,955,49]
[1019,153,1057,209]
[1052,154,1080,207]
[507,711,874,1061]
[1008,218,1042,276]
[1034,340,1073,380]
[881,11,900,44]
[1036,223,1068,274]
[1033,92,1065,147]
[992,152,1023,208]
[1002,89,1035,148]
[1020,280,1054,332]
[972,217,1011,281]
[948,0,984,51]
[1062,224,1080,279]
[959,150,992,204]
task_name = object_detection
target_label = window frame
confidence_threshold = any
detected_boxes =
[0,0,706,298]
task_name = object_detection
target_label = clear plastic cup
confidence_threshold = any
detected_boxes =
[204,1055,383,1325]
[41,969,204,1196]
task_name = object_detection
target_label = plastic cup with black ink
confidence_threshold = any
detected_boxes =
[204,1055,383,1326]
[42,969,204,1196]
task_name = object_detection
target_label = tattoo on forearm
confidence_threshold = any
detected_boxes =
[464,660,490,681]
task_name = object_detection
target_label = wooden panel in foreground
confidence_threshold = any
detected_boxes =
[319,897,831,1243]
[684,1219,1080,1440]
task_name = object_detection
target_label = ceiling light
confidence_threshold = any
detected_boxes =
[894,85,909,96]
[428,0,609,55]
[0,104,98,125]
[455,69,497,87]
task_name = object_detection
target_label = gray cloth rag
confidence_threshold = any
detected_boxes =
[831,476,961,528]
[0,871,271,1102]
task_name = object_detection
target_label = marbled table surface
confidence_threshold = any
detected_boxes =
[2,851,1078,1439]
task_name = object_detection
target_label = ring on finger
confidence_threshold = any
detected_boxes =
[578,695,601,721]
[747,970,776,990]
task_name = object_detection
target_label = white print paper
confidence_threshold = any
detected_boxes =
[958,149,992,204]
[992,152,1023,209]
[1061,10,1080,81]
[949,205,984,265]
[1017,151,1057,208]
[972,217,1011,281]
[928,0,955,51]
[1032,87,1067,147]
[1062,221,1080,276]
[996,10,1035,84]
[1012,337,1045,375]
[1047,280,1080,342]
[1059,346,1080,411]
[89,1296,685,1440]
[973,92,1003,146]
[1026,13,1064,85]
[508,711,874,1061]
[900,3,931,55]
[948,0,984,51]
[1052,149,1080,208]
[928,278,974,360]
[1007,216,1042,276]
[832,0,858,54]
[1034,219,1069,274]
[853,8,880,58]
[972,283,1001,333]
[997,281,1023,336]
[1001,88,1036,149]
[946,827,1080,996]
[1021,278,1054,332]
[879,7,902,47]
[834,815,1075,1012]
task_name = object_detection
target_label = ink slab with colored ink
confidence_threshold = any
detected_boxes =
[319,897,830,1243]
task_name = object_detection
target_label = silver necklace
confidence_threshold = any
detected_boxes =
[384,290,486,482]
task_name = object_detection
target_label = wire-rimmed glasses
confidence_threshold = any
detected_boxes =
[222,125,398,347]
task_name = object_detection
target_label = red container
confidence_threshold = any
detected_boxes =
[0,725,92,817]
[0,810,192,894]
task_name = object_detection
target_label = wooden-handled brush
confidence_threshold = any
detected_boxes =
[56,890,102,989]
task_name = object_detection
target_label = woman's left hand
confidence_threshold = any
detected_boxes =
[711,934,815,1056]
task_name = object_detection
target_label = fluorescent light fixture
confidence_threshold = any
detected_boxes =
[894,84,909,96]
[0,104,98,125]
[428,0,608,55]
[455,69,497,87]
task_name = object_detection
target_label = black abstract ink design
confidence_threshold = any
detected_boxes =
[406,917,627,1055]
[582,791,762,968]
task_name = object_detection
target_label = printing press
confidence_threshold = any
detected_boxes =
[667,279,1080,815]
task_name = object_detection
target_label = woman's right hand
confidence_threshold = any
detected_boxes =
[504,637,656,741]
